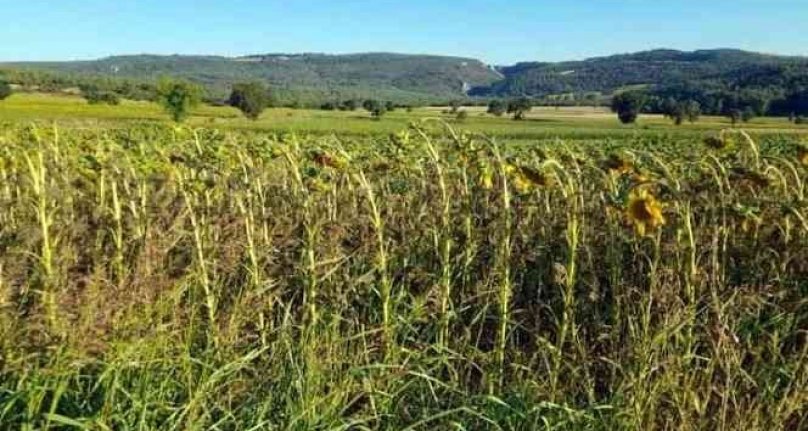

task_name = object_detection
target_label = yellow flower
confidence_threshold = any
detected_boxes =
[626,188,665,236]
[512,172,532,194]
[479,164,494,190]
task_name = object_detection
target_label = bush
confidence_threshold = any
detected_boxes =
[507,98,532,120]
[341,99,359,111]
[487,100,506,116]
[611,91,647,124]
[0,81,12,100]
[228,82,270,120]
[795,116,806,124]
[741,107,756,123]
[157,78,203,123]
[363,99,387,119]
[456,110,468,122]
[81,87,121,105]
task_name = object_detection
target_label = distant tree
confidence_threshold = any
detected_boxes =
[665,99,701,125]
[668,102,687,126]
[611,91,647,124]
[320,101,337,111]
[363,99,387,119]
[507,97,532,120]
[727,108,743,126]
[455,110,468,122]
[157,78,203,123]
[789,112,796,123]
[741,107,756,123]
[362,99,375,112]
[449,100,462,114]
[228,82,269,120]
[341,99,359,111]
[584,93,599,109]
[487,99,507,116]
[0,81,12,101]
[385,101,396,112]
[80,85,121,105]
[686,100,701,123]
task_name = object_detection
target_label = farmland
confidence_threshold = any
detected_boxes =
[0,93,806,430]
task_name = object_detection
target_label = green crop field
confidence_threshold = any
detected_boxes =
[3,92,808,140]
[0,93,806,430]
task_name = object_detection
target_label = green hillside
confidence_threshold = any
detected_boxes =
[3,49,808,114]
[1,53,501,104]
[470,49,808,97]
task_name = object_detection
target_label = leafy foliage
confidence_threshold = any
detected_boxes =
[0,81,11,100]
[362,99,387,118]
[228,81,270,120]
[157,78,203,122]
[487,99,506,116]
[80,85,121,105]
[473,49,808,118]
[507,97,532,120]
[611,91,647,124]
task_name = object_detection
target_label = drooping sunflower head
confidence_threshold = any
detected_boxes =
[602,154,633,176]
[798,145,808,167]
[626,188,666,236]
[510,165,552,194]
[519,166,552,188]
[704,135,733,150]
[730,167,770,190]
[311,150,347,171]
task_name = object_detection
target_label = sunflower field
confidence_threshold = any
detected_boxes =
[0,121,806,430]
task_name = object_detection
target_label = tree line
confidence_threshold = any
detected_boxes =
[4,66,808,125]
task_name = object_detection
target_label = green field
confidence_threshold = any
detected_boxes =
[3,92,808,140]
[0,93,806,430]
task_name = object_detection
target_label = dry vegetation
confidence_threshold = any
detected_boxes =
[0,121,806,430]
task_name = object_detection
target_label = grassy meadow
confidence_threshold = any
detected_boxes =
[3,92,808,139]
[0,94,806,430]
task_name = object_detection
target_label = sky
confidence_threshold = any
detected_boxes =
[2,0,807,64]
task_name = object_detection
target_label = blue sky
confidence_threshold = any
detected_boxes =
[2,1,807,64]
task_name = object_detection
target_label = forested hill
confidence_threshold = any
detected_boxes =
[3,49,808,114]
[0,53,502,104]
[470,49,808,97]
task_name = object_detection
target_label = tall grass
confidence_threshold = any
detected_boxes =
[0,122,805,430]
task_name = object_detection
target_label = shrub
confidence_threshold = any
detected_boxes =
[487,100,506,116]
[363,99,387,119]
[507,98,532,120]
[81,86,121,105]
[157,78,203,123]
[611,91,647,124]
[228,82,270,120]
[0,81,12,100]
[341,99,359,111]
